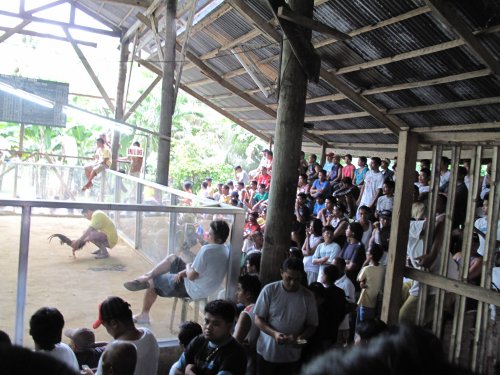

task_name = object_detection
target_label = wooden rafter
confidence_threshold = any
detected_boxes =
[411,122,500,133]
[0,20,31,44]
[122,0,163,42]
[0,26,96,46]
[418,131,500,144]
[310,128,392,135]
[63,27,115,113]
[425,0,500,77]
[92,0,152,7]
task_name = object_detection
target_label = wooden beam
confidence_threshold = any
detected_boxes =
[277,5,350,40]
[122,0,163,42]
[425,0,500,77]
[70,1,123,33]
[63,27,115,113]
[124,75,162,121]
[226,0,282,41]
[381,131,419,324]
[404,268,500,306]
[92,0,152,7]
[389,96,500,115]
[305,111,369,122]
[411,122,500,133]
[0,26,97,46]
[0,20,31,44]
[309,127,392,135]
[418,132,500,144]
[178,2,231,42]
[330,142,398,150]
[199,29,260,60]
[25,0,67,15]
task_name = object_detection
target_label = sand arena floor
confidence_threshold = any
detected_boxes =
[0,214,202,346]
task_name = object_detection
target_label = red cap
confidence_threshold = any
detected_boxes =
[92,303,103,329]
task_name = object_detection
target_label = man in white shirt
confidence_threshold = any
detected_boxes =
[357,157,385,214]
[124,220,230,324]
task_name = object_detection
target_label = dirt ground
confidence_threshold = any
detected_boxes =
[0,214,201,347]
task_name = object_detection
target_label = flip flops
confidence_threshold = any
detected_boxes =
[124,279,150,291]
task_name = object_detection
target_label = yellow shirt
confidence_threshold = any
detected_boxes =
[90,210,118,248]
[96,147,112,167]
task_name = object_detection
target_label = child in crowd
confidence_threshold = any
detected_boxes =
[302,219,324,285]
[65,327,107,370]
[356,243,385,325]
[312,194,326,217]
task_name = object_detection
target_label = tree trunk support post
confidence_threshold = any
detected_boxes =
[111,36,129,171]
[156,0,177,186]
[320,142,327,167]
[260,0,313,285]
[380,130,418,324]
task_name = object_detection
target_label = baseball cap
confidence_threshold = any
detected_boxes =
[382,158,391,164]
[379,210,392,219]
[93,296,133,329]
[64,328,95,349]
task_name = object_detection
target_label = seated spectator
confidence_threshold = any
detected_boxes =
[0,330,11,346]
[312,194,326,218]
[452,166,468,229]
[328,155,343,187]
[480,160,491,201]
[310,170,329,198]
[375,180,394,219]
[353,156,368,187]
[252,184,269,212]
[265,150,273,174]
[332,258,355,347]
[292,193,311,248]
[307,154,320,182]
[320,265,348,345]
[333,177,359,218]
[171,300,247,375]
[302,282,330,360]
[243,212,261,253]
[64,327,106,370]
[356,243,385,325]
[312,225,342,283]
[297,173,310,195]
[357,205,373,250]
[98,341,137,375]
[342,154,355,181]
[219,184,231,204]
[236,181,248,205]
[91,296,159,375]
[246,231,264,256]
[302,219,324,285]
[323,152,334,176]
[244,251,261,276]
[299,151,309,175]
[82,138,111,191]
[0,344,79,375]
[420,158,431,171]
[317,196,335,227]
[198,181,210,199]
[257,167,271,190]
[178,321,203,351]
[246,180,258,206]
[234,274,262,375]
[354,318,388,346]
[29,307,79,372]
[212,183,223,202]
[340,222,366,286]
[124,220,230,324]
[249,149,270,178]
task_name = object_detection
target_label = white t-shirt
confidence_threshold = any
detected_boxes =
[335,275,355,330]
[96,328,159,375]
[236,170,249,185]
[303,235,322,274]
[376,195,394,213]
[39,343,79,371]
[254,281,318,363]
[359,170,385,207]
[474,216,500,257]
[185,243,229,299]
[313,241,342,282]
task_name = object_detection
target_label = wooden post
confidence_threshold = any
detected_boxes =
[320,142,327,166]
[111,37,129,171]
[156,0,177,186]
[380,131,418,324]
[260,0,312,285]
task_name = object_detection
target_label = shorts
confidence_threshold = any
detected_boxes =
[153,257,189,298]
[92,163,109,174]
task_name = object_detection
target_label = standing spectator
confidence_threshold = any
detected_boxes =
[369,210,392,266]
[339,222,366,286]
[252,184,269,212]
[356,157,385,214]
[171,300,246,375]
[375,180,395,218]
[320,265,348,345]
[298,151,309,174]
[198,181,210,199]
[353,156,368,187]
[328,155,343,187]
[356,243,385,325]
[120,141,143,177]
[292,193,311,248]
[439,156,451,192]
[257,167,271,190]
[205,177,215,197]
[358,205,373,250]
[342,154,355,180]
[415,168,431,194]
[307,154,320,182]
[235,165,249,185]
[332,258,355,347]
[234,274,262,375]
[29,307,79,372]
[302,219,324,285]
[213,183,223,202]
[265,150,273,174]
[219,184,231,204]
[323,153,334,176]
[254,258,318,374]
[380,158,394,181]
[312,225,342,283]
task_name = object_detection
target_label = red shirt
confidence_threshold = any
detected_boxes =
[258,174,271,188]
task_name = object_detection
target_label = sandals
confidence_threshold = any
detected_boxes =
[124,279,150,291]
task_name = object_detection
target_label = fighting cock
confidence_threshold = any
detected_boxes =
[48,234,85,257]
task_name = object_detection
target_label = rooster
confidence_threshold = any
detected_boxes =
[48,234,85,257]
